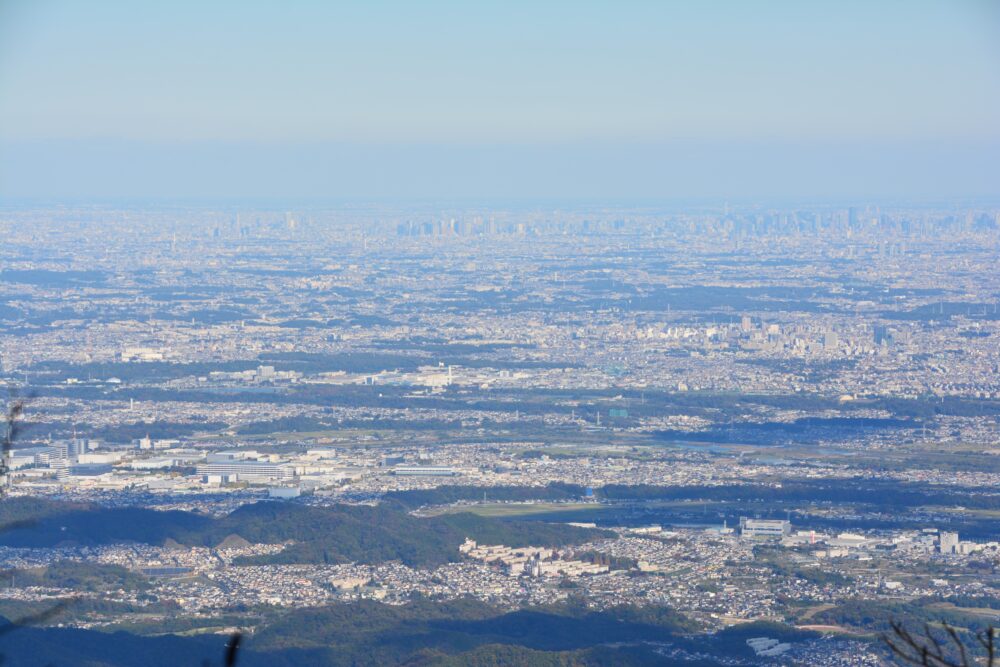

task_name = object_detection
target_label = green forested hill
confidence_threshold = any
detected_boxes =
[0,599,720,667]
[0,498,608,568]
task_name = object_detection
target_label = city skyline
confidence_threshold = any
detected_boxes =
[1,200,998,666]
[1,3,999,666]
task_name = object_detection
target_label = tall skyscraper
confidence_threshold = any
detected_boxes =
[873,325,891,346]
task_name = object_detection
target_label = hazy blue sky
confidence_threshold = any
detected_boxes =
[1,0,998,200]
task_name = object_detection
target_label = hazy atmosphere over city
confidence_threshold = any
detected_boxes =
[1,2,999,666]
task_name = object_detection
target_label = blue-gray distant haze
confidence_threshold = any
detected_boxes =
[2,139,999,202]
[1,0,999,199]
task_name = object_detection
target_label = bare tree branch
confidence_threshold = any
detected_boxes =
[883,618,998,667]
[224,632,242,667]
[943,623,969,667]
[0,598,76,638]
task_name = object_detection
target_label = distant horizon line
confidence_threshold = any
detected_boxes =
[2,196,1000,210]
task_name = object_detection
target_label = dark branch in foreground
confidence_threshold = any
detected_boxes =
[0,393,77,661]
[0,598,77,639]
[224,632,242,667]
[1,396,26,492]
[883,619,997,667]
